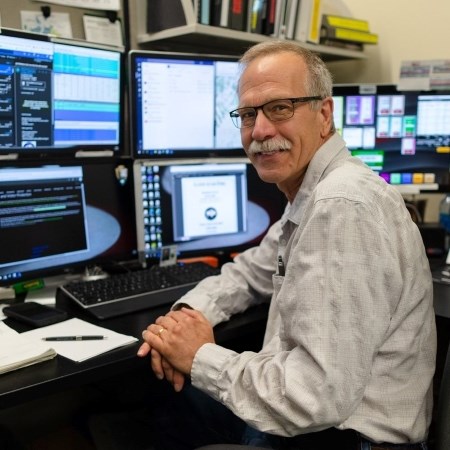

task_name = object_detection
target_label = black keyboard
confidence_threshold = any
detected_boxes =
[432,265,450,286]
[58,262,220,319]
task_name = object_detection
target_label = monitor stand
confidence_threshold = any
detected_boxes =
[25,273,81,305]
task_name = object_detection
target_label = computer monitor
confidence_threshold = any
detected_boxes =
[0,28,124,158]
[332,84,450,191]
[133,158,287,263]
[0,158,137,287]
[128,50,243,159]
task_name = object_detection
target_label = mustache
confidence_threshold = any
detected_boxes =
[247,137,292,156]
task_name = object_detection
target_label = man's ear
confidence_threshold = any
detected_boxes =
[320,97,334,137]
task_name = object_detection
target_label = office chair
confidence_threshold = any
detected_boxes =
[434,340,450,450]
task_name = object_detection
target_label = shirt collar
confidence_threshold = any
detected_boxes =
[283,133,349,225]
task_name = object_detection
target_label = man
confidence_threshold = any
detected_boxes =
[138,41,436,449]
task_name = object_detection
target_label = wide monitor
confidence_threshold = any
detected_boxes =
[128,50,243,159]
[0,28,124,158]
[0,159,137,287]
[332,84,450,191]
[133,158,287,264]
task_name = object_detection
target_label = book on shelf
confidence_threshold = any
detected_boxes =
[293,0,313,42]
[0,321,57,375]
[211,0,223,26]
[229,0,248,31]
[319,38,364,52]
[321,14,370,32]
[250,0,266,34]
[306,0,322,43]
[272,0,287,37]
[320,25,378,44]
[293,0,322,43]
[220,0,231,27]
[282,0,299,40]
[194,0,211,25]
[147,0,195,32]
[264,0,277,35]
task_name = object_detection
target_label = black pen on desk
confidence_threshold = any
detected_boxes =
[277,255,285,276]
[42,335,106,341]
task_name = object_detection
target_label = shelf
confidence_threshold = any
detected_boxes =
[135,23,367,61]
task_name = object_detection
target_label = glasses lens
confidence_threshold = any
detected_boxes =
[263,99,295,122]
[230,108,256,128]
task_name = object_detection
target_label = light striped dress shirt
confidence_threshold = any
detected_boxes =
[177,133,436,444]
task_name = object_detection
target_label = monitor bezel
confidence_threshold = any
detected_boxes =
[133,157,287,265]
[0,157,137,288]
[0,28,125,160]
[332,83,450,192]
[128,49,244,160]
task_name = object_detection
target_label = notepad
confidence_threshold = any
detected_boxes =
[22,318,138,363]
[0,321,57,375]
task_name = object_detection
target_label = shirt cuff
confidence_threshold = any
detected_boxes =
[191,343,238,401]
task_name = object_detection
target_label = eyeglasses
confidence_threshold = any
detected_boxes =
[229,96,324,129]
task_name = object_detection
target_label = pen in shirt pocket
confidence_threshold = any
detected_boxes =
[277,255,285,276]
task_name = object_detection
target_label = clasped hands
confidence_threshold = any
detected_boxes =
[137,307,215,392]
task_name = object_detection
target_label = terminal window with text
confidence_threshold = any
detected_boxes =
[133,159,286,263]
[0,29,123,157]
[333,84,450,190]
[0,161,136,286]
[129,50,243,158]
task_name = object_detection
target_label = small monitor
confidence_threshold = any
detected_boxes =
[333,84,450,191]
[0,159,137,286]
[133,158,286,263]
[0,28,124,158]
[128,50,243,158]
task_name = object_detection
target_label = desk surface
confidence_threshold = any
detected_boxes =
[0,294,269,410]
[1,281,448,410]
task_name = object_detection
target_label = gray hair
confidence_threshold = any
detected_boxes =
[240,40,333,98]
[239,40,334,130]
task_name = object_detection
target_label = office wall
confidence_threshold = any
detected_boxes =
[329,0,450,84]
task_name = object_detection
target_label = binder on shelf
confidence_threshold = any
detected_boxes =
[320,25,378,44]
[211,0,223,26]
[319,38,364,52]
[264,0,277,35]
[272,0,287,37]
[195,0,211,25]
[293,0,313,42]
[229,0,248,31]
[321,14,370,32]
[147,0,196,32]
[220,0,231,27]
[307,0,322,43]
[250,0,266,34]
[283,0,299,39]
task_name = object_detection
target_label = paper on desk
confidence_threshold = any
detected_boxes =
[22,318,138,362]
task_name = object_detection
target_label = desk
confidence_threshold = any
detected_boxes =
[1,281,448,411]
[0,295,269,410]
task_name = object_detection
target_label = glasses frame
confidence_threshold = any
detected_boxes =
[229,96,324,128]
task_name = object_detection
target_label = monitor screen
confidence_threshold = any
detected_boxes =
[133,158,287,263]
[128,50,243,158]
[0,28,124,158]
[332,84,450,190]
[0,159,136,286]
